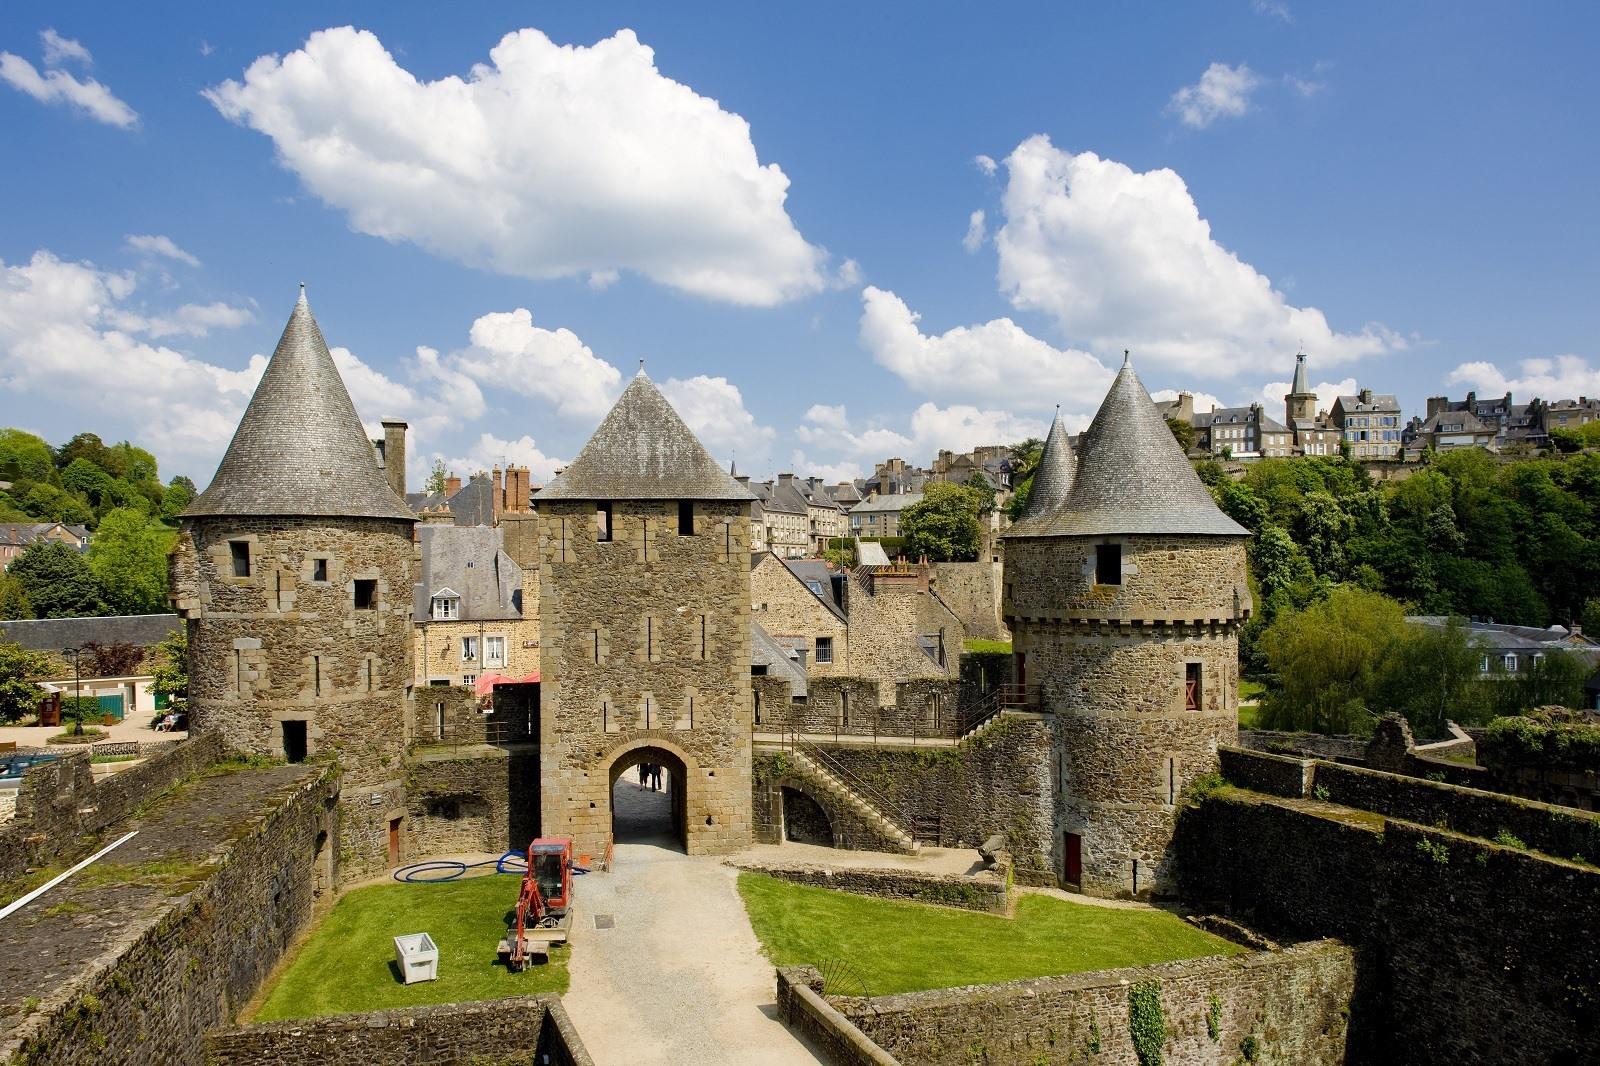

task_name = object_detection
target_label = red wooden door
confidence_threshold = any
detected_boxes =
[1063,832,1082,886]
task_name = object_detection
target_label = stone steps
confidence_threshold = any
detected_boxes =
[788,749,920,855]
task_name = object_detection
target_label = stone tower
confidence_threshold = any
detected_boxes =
[1002,356,1250,898]
[536,369,756,860]
[169,289,416,875]
[1285,350,1317,426]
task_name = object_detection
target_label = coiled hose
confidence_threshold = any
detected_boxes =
[391,851,591,883]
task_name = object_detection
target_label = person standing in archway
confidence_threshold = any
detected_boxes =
[650,764,662,791]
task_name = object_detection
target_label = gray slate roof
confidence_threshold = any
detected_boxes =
[183,290,414,521]
[0,613,180,652]
[538,370,756,501]
[1009,357,1247,538]
[751,621,807,698]
[1290,351,1312,396]
[412,525,523,622]
[1005,411,1074,536]
[782,558,847,621]
[850,493,922,515]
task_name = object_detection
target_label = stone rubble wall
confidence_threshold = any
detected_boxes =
[753,762,911,853]
[0,732,225,884]
[930,561,1008,641]
[1236,728,1367,762]
[7,765,341,1066]
[824,940,1354,1066]
[775,968,901,1066]
[404,745,539,858]
[205,995,593,1066]
[733,860,1009,913]
[1176,788,1600,1065]
[1002,536,1250,624]
[844,569,965,703]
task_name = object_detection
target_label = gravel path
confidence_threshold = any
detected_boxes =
[562,780,824,1065]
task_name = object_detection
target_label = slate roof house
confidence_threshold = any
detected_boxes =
[0,522,91,570]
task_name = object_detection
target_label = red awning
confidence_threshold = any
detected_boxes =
[473,671,540,696]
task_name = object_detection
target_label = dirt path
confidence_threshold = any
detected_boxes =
[561,780,823,1066]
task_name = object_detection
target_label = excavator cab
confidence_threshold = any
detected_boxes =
[500,837,574,971]
[528,838,572,916]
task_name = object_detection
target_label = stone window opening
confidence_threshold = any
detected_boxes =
[643,697,654,730]
[229,539,251,578]
[815,636,833,664]
[365,658,375,693]
[312,655,323,696]
[282,720,307,763]
[461,636,478,663]
[1184,662,1202,711]
[597,502,613,542]
[353,578,377,610]
[678,500,694,535]
[593,628,602,663]
[699,615,708,660]
[1095,543,1122,586]
[927,691,941,730]
[754,690,762,725]
[435,700,446,739]
[840,689,850,728]
[312,557,328,583]
[1167,757,1177,806]
[234,649,243,694]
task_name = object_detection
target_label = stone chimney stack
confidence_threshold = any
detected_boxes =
[1426,396,1448,418]
[380,419,407,499]
[503,466,530,513]
[445,474,462,497]
[492,466,504,518]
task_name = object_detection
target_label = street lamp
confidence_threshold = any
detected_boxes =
[62,646,83,736]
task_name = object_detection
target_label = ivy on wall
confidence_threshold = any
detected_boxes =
[1128,980,1166,1066]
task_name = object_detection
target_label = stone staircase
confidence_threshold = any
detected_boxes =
[787,747,920,855]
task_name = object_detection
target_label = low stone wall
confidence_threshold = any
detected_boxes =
[405,745,539,859]
[776,968,901,1066]
[6,765,340,1065]
[206,995,593,1065]
[733,860,1008,913]
[1177,789,1600,1064]
[0,732,224,884]
[1217,746,1309,798]
[1237,729,1365,762]
[829,941,1354,1066]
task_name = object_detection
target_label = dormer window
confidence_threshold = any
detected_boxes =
[431,589,460,620]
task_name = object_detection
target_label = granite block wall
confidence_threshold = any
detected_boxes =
[775,968,900,1066]
[404,746,539,857]
[829,941,1354,1066]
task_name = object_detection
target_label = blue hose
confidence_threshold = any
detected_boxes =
[392,851,526,883]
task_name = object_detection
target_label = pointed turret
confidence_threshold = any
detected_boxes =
[537,370,756,500]
[183,290,413,521]
[1003,408,1075,536]
[1290,350,1311,396]
[1035,357,1244,537]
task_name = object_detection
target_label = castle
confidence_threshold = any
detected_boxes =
[169,295,1248,897]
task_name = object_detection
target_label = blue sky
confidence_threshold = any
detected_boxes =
[2,2,1597,487]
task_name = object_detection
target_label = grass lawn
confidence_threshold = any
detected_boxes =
[963,638,1013,655]
[1238,703,1262,728]
[252,874,567,1021]
[736,873,1242,995]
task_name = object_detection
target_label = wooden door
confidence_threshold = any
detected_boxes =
[387,818,401,867]
[1063,832,1082,887]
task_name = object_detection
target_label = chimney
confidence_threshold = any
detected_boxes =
[492,466,504,518]
[445,474,462,497]
[1359,388,1374,404]
[380,419,407,499]
[510,466,530,513]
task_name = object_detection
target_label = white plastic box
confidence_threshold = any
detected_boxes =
[393,932,439,984]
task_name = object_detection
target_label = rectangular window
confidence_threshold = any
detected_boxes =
[353,579,377,610]
[461,636,478,662]
[815,636,833,663]
[597,502,613,542]
[840,689,850,727]
[229,539,251,578]
[678,500,694,535]
[1185,662,1202,711]
[1095,543,1122,585]
[365,658,375,692]
[312,655,322,696]
[699,615,708,660]
[312,557,328,582]
[432,596,458,620]
[1504,654,1518,672]
[593,628,602,663]
[461,673,476,686]
[485,636,505,667]
[435,701,445,738]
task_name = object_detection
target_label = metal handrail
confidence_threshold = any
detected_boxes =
[957,683,1039,741]
[782,725,919,841]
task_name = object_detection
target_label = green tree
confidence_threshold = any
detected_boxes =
[1258,586,1408,735]
[899,482,985,562]
[425,459,450,495]
[150,629,188,710]
[1372,618,1489,738]
[1217,481,1269,533]
[1249,525,1315,604]
[55,432,118,476]
[0,428,56,482]
[20,483,93,525]
[1166,416,1196,453]
[1582,598,1600,639]
[0,641,48,723]
[1489,649,1589,717]
[0,572,32,620]
[1003,438,1044,520]
[61,456,116,504]
[87,507,175,613]
[160,476,197,522]
[963,473,997,515]
[9,541,109,618]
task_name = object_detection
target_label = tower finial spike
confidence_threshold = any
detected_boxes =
[297,281,307,305]
[1122,349,1131,368]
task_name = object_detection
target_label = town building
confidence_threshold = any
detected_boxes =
[535,368,757,859]
[1331,388,1404,460]
[0,522,90,570]
[745,474,808,557]
[864,457,929,496]
[1403,407,1499,458]
[412,524,538,689]
[1283,351,1343,457]
[168,288,416,876]
[1197,403,1293,459]
[1407,617,1600,702]
[749,552,849,677]
[1003,357,1250,897]
[849,492,921,539]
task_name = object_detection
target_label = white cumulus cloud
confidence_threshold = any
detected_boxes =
[1251,376,1358,416]
[1168,63,1262,129]
[795,401,1048,467]
[205,26,832,306]
[994,136,1404,378]
[0,50,138,127]
[974,154,998,176]
[125,234,200,267]
[660,374,775,468]
[1150,387,1227,415]
[439,433,564,483]
[40,30,93,68]
[447,308,622,421]
[962,210,987,253]
[1447,356,1600,400]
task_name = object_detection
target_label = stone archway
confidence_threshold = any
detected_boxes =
[608,744,690,852]
[780,786,834,846]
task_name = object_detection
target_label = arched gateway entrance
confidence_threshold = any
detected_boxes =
[609,745,688,852]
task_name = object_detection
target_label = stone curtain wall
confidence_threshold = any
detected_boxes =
[1177,789,1600,1065]
[776,968,902,1066]
[173,515,413,879]
[206,995,594,1066]
[753,758,912,853]
[930,561,1008,641]
[0,733,224,883]
[411,684,487,743]
[827,941,1354,1066]
[9,766,340,1066]
[734,859,1009,913]
[754,676,967,741]
[1237,729,1367,762]
[404,746,539,858]
[539,499,754,858]
[751,552,851,676]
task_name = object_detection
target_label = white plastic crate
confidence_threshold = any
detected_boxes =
[393,932,439,984]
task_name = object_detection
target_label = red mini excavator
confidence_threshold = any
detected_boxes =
[498,837,574,972]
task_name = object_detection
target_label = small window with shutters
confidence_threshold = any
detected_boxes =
[1184,662,1202,711]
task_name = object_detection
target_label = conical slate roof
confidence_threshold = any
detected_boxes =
[1002,409,1075,537]
[537,370,757,501]
[1290,351,1312,396]
[1016,356,1246,538]
[183,290,414,521]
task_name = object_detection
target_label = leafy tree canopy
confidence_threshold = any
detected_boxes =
[899,482,985,562]
[9,541,109,618]
[0,641,48,723]
[87,507,175,614]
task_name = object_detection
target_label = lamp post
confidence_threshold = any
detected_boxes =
[62,646,83,736]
